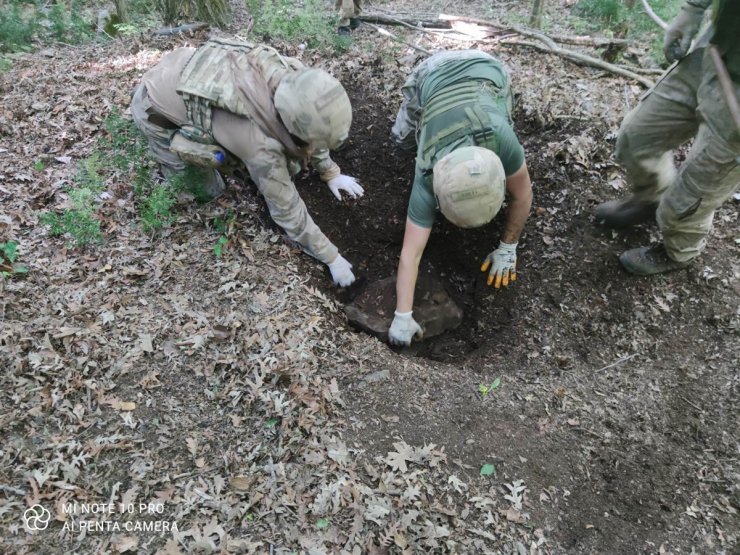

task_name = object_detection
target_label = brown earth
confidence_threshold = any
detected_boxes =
[0,1,738,554]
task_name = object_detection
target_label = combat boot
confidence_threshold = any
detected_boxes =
[594,196,658,228]
[619,243,690,275]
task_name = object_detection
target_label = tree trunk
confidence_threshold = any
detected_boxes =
[530,0,545,29]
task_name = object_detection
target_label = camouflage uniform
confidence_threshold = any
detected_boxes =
[335,0,362,28]
[131,42,344,265]
[615,0,739,262]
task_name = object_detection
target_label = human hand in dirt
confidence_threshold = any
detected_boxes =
[389,311,423,346]
[663,4,704,63]
[481,241,517,288]
[327,175,364,201]
[328,254,356,287]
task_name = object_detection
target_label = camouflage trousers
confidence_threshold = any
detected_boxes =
[130,84,225,198]
[335,0,361,27]
[615,47,740,262]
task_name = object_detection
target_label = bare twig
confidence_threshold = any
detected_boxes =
[640,0,667,30]
[363,22,433,55]
[679,396,703,412]
[595,353,638,373]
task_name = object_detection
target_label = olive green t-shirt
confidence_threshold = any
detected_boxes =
[405,53,525,229]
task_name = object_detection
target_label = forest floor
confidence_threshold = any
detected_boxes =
[0,1,738,554]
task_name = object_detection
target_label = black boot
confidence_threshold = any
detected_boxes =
[594,196,658,228]
[619,243,690,275]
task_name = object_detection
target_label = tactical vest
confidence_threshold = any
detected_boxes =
[176,38,292,142]
[416,79,512,172]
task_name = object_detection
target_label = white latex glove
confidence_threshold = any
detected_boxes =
[663,4,705,63]
[480,241,517,289]
[327,174,364,201]
[328,254,356,287]
[389,311,422,346]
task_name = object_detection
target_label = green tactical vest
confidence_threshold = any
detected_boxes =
[416,79,513,173]
[176,38,292,142]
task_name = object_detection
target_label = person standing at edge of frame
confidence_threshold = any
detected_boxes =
[130,38,364,288]
[336,0,362,35]
[387,50,533,347]
[595,0,740,275]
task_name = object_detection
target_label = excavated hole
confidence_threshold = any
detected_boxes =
[295,80,607,362]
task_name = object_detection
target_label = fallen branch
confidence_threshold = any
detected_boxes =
[362,22,433,55]
[153,22,209,35]
[358,13,630,48]
[358,13,449,28]
[498,38,654,88]
[595,353,637,373]
[640,0,667,30]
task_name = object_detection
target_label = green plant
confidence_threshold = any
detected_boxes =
[0,241,28,278]
[478,377,501,398]
[574,0,625,25]
[33,159,45,171]
[139,182,178,231]
[480,463,496,477]
[0,56,12,73]
[247,0,348,53]
[40,150,106,246]
[0,2,37,52]
[213,235,229,258]
[571,0,683,65]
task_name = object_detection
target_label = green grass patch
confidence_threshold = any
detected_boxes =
[40,110,217,245]
[246,0,350,53]
[0,0,95,53]
[40,154,105,247]
[1,240,29,278]
[572,0,685,64]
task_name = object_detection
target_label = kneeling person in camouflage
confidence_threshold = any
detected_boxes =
[131,38,363,287]
[595,0,739,275]
[388,50,533,346]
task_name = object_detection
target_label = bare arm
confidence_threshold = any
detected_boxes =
[395,219,432,313]
[501,162,533,244]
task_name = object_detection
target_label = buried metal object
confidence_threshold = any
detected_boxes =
[344,274,463,343]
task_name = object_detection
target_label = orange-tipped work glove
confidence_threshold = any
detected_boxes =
[481,241,517,288]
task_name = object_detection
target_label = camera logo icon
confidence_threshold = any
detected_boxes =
[23,504,51,531]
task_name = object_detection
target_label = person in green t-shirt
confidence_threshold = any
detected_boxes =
[595,0,739,275]
[388,50,533,346]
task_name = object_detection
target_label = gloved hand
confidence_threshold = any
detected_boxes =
[389,311,422,346]
[663,4,705,63]
[327,174,364,201]
[481,241,517,288]
[328,254,356,287]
